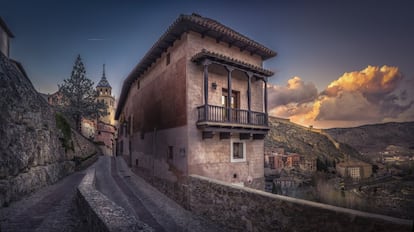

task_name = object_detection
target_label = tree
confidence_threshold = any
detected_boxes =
[58,55,107,130]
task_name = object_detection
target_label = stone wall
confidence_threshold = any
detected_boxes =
[187,175,413,232]
[76,168,151,232]
[0,52,98,206]
[131,166,190,210]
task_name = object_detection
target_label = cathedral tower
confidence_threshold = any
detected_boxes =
[96,64,115,125]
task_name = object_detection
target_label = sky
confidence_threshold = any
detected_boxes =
[1,0,413,128]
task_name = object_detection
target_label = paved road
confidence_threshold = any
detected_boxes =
[96,156,226,232]
[0,170,86,232]
[0,156,226,232]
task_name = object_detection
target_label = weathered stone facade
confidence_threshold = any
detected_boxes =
[116,13,275,189]
[0,52,98,206]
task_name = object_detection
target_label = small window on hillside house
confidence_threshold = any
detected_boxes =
[140,131,145,140]
[166,53,170,65]
[137,80,140,89]
[231,139,246,162]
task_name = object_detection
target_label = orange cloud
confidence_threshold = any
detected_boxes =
[323,65,402,99]
[269,65,414,128]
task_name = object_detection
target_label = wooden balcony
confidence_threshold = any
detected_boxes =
[196,104,269,134]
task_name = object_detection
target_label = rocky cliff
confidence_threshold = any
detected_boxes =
[0,53,98,206]
[265,117,365,168]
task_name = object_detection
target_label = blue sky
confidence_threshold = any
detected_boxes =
[2,0,413,127]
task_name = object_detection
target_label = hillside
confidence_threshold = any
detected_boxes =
[265,117,365,168]
[326,121,414,155]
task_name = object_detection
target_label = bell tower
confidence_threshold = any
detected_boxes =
[96,64,115,125]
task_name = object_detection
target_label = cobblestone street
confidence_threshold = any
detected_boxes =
[0,156,225,232]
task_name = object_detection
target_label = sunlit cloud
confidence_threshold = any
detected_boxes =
[267,76,318,109]
[269,65,414,128]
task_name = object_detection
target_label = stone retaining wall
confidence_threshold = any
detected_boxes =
[187,175,413,232]
[76,168,152,232]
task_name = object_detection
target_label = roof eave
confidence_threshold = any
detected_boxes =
[0,17,15,38]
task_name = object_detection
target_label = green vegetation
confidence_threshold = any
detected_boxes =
[55,113,74,152]
[58,55,107,131]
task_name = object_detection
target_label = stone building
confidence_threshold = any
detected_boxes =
[96,64,116,125]
[115,13,276,189]
[336,161,372,180]
[47,91,64,106]
[95,64,116,156]
[299,156,317,172]
[0,16,14,57]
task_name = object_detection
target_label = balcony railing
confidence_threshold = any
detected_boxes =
[197,104,268,126]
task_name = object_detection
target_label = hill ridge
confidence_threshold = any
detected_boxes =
[266,116,366,170]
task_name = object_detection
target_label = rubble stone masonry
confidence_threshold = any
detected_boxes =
[187,175,412,232]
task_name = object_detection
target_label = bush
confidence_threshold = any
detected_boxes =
[55,113,74,152]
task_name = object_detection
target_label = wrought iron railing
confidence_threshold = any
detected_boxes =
[197,104,267,126]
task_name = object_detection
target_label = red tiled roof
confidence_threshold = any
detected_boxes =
[115,13,276,120]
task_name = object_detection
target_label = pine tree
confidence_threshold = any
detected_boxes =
[58,55,107,130]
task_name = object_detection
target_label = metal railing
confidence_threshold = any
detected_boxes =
[197,104,267,126]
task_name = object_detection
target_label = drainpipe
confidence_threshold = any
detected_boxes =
[129,138,132,167]
[152,128,157,178]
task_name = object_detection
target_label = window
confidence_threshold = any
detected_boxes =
[140,131,145,140]
[222,89,239,109]
[222,89,240,122]
[168,146,173,160]
[166,52,171,65]
[231,139,246,162]
[120,141,124,154]
[269,156,275,169]
[137,80,140,90]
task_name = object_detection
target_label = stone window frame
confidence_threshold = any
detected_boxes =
[230,138,246,163]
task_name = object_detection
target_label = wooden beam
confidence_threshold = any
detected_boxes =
[200,29,209,38]
[250,48,258,56]
[220,132,231,140]
[240,45,249,52]
[240,133,251,140]
[253,134,265,140]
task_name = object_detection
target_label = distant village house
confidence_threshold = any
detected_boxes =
[265,148,316,175]
[336,161,372,180]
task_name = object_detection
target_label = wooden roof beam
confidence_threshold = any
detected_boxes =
[240,45,249,52]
